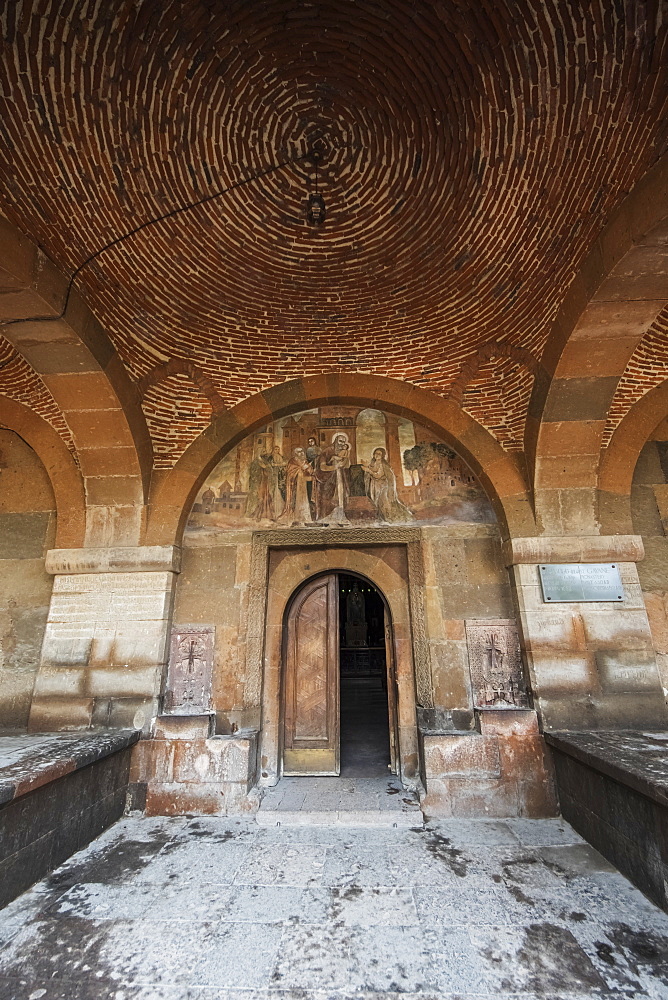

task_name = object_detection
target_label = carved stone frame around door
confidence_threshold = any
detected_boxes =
[244,528,430,791]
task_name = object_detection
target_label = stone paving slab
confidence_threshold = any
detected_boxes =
[0,815,667,998]
[257,775,422,827]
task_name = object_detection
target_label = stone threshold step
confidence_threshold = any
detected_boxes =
[256,809,423,828]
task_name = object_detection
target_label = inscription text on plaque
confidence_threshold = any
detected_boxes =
[539,564,624,603]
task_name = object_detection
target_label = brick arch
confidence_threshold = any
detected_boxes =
[138,358,226,415]
[598,379,668,534]
[0,396,85,547]
[0,215,152,545]
[447,341,539,406]
[145,373,532,545]
[530,153,668,534]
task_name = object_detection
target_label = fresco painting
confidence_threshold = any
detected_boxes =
[187,406,495,533]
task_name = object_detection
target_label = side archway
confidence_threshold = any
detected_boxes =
[529,153,668,534]
[0,397,85,547]
[0,215,152,545]
[598,380,668,533]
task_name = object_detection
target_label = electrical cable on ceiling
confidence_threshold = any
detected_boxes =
[3,152,311,330]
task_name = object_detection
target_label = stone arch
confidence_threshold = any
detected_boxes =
[260,550,420,789]
[530,152,668,534]
[146,373,532,545]
[0,215,152,545]
[0,396,85,547]
[598,379,668,534]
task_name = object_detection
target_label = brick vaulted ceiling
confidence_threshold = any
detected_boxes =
[1,1,667,467]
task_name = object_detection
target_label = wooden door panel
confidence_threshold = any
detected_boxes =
[293,585,328,740]
[283,574,339,775]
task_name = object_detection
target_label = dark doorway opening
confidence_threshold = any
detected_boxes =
[338,573,392,777]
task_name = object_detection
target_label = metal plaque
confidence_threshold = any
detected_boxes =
[538,563,624,603]
[165,625,215,714]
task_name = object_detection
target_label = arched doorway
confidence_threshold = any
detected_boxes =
[281,571,399,778]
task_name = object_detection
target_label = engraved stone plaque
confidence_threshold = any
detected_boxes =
[165,625,215,714]
[539,563,624,603]
[465,618,528,709]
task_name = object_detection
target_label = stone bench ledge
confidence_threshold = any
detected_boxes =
[545,730,668,808]
[0,730,140,807]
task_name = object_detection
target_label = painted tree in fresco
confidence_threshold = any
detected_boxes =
[402,443,456,478]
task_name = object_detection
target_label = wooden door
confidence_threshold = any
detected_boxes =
[283,574,340,775]
[384,618,400,776]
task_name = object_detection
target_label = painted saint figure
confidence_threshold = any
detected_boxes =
[362,448,414,523]
[245,449,273,520]
[305,436,321,465]
[279,447,314,525]
[313,433,351,522]
[268,445,286,520]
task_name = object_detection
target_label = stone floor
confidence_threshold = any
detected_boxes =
[257,774,422,826]
[1,815,667,999]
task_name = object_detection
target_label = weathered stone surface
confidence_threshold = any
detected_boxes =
[422,733,501,779]
[547,730,668,909]
[504,535,645,566]
[422,711,557,819]
[3,814,668,995]
[29,566,178,732]
[45,546,182,575]
[153,713,214,740]
[143,730,258,815]
[0,730,139,806]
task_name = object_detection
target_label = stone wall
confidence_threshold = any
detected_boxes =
[145,519,558,817]
[508,535,666,731]
[28,547,180,733]
[421,525,514,723]
[632,429,668,700]
[0,429,56,731]
[171,523,515,736]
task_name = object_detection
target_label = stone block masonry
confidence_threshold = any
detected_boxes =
[506,536,667,731]
[28,547,181,733]
[420,709,558,819]
[135,713,260,816]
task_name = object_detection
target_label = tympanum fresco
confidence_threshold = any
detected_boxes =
[186,406,495,533]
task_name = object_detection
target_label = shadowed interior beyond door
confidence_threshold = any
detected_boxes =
[282,572,397,778]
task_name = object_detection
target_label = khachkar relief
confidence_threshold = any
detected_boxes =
[465,619,529,709]
[186,405,496,536]
[164,626,215,714]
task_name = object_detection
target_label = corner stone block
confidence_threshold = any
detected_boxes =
[477,709,540,738]
[528,651,596,694]
[86,665,161,699]
[521,610,586,652]
[421,776,519,819]
[153,714,214,740]
[28,697,94,732]
[582,609,654,649]
[422,733,501,779]
[171,737,255,785]
[31,665,86,698]
[595,651,663,692]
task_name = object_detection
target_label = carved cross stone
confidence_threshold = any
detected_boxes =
[465,619,528,709]
[165,625,215,715]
